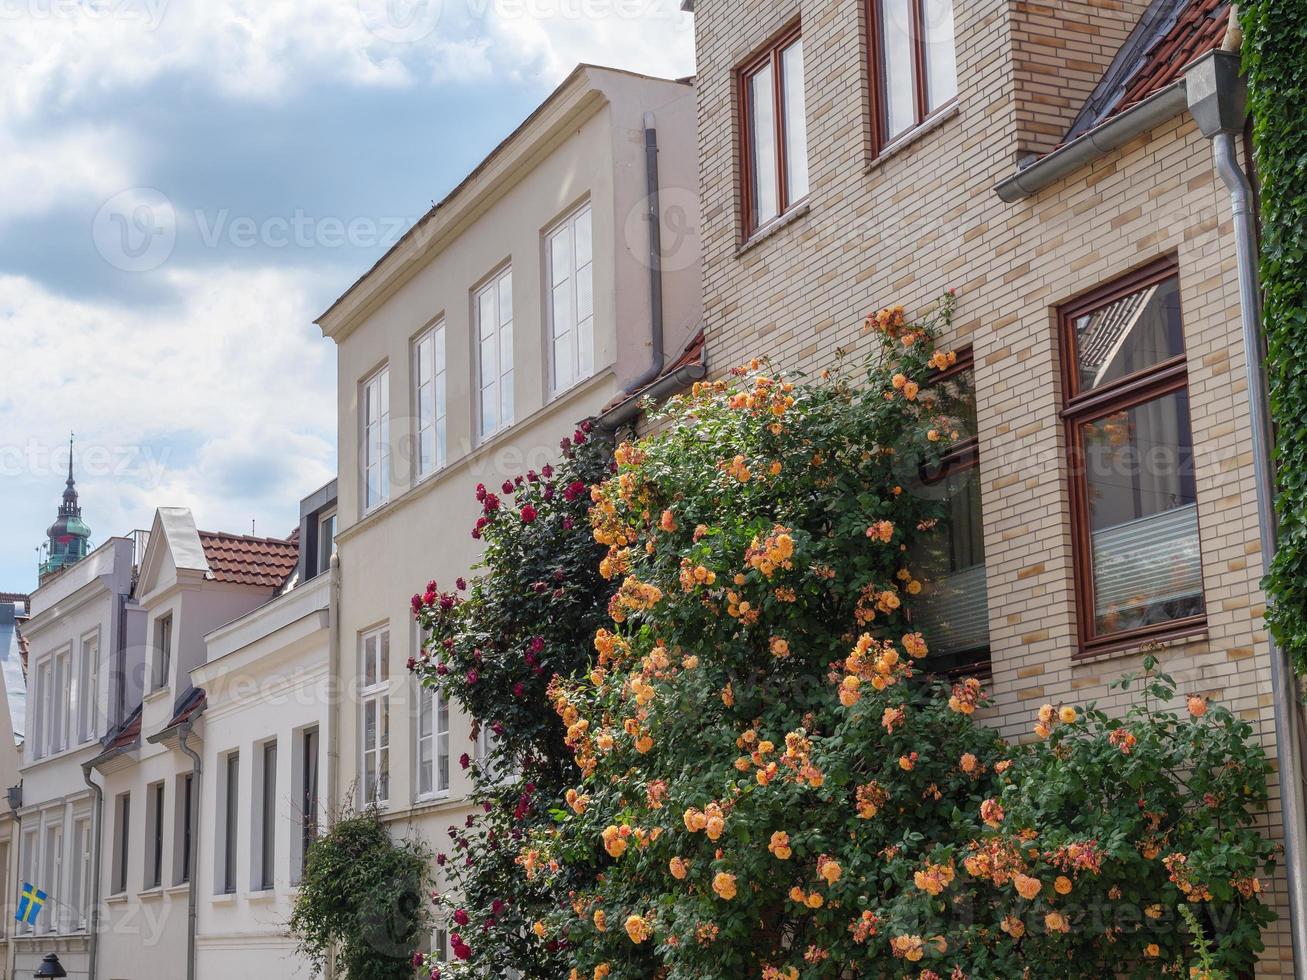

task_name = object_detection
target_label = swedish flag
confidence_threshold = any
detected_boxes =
[15,883,45,926]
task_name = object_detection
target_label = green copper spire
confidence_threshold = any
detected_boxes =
[39,433,91,582]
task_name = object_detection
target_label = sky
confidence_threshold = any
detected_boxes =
[0,0,697,594]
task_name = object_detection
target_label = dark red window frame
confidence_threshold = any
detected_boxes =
[737,21,805,239]
[866,0,958,155]
[1059,255,1207,655]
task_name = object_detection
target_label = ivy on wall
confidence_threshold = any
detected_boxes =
[1243,1,1307,674]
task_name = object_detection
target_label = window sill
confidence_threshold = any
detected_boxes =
[211,892,237,905]
[105,893,128,906]
[736,201,811,257]
[248,889,277,904]
[867,103,960,174]
[138,887,165,901]
[143,686,170,703]
[165,883,190,897]
[1072,621,1209,665]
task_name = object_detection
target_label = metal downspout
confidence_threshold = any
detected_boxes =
[623,112,666,394]
[80,765,103,980]
[1214,133,1307,976]
[176,723,202,980]
[325,553,340,980]
[1186,40,1307,976]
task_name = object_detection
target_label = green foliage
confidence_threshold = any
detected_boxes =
[411,432,620,977]
[288,806,433,980]
[416,300,1274,979]
[1243,1,1307,672]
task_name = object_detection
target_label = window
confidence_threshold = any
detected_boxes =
[414,323,447,476]
[361,627,391,805]
[71,815,92,930]
[1060,258,1205,651]
[739,23,809,235]
[317,512,337,576]
[475,267,514,440]
[546,203,595,394]
[49,647,69,753]
[76,632,98,744]
[19,828,37,933]
[257,740,277,890]
[415,679,449,801]
[868,0,958,150]
[296,726,320,883]
[222,752,239,894]
[145,780,165,889]
[174,773,193,885]
[32,658,50,759]
[154,614,172,691]
[112,792,130,895]
[41,820,62,932]
[909,349,990,673]
[363,366,391,511]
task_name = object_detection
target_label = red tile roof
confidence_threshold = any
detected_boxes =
[601,328,707,415]
[1111,0,1229,119]
[198,531,299,589]
[163,687,207,730]
[104,706,142,751]
[0,592,28,605]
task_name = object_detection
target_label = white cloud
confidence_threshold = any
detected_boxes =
[0,124,137,223]
[0,268,337,543]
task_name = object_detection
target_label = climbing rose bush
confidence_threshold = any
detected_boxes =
[417,298,1276,979]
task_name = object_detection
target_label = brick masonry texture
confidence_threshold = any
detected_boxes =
[689,0,1291,971]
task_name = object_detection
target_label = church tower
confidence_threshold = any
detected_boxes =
[38,435,91,583]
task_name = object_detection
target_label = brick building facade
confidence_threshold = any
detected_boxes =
[685,0,1291,970]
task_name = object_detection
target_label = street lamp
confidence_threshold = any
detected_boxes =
[33,953,66,978]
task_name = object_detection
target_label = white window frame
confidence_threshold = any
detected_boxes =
[47,647,70,755]
[41,818,62,933]
[112,792,130,895]
[70,813,92,931]
[414,625,449,802]
[363,365,391,512]
[32,657,51,760]
[474,265,514,441]
[153,613,172,692]
[76,629,99,745]
[360,626,391,805]
[414,321,448,478]
[546,201,595,395]
[19,827,38,934]
[255,739,277,891]
[317,510,337,576]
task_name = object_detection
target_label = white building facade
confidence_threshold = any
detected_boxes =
[90,509,297,980]
[191,482,335,980]
[12,537,146,980]
[316,64,701,961]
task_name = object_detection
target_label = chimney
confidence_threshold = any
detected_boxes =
[1009,0,1153,161]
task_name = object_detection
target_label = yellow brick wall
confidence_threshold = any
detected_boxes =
[689,0,1290,971]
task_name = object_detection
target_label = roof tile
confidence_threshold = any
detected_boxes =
[198,531,298,589]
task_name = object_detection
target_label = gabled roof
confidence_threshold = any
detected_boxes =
[198,531,299,589]
[1066,0,1231,141]
[103,705,142,752]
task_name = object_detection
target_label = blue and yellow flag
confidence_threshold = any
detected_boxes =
[15,883,45,926]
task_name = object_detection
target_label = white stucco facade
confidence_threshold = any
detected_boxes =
[11,537,145,980]
[316,64,700,961]
[192,565,330,980]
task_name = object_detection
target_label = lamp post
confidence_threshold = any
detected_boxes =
[33,953,67,978]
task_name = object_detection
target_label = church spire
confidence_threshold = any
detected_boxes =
[39,433,91,583]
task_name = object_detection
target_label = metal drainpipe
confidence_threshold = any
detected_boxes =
[1187,46,1307,976]
[6,804,20,980]
[622,112,666,394]
[325,553,340,980]
[176,722,201,980]
[80,764,103,980]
